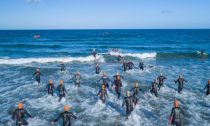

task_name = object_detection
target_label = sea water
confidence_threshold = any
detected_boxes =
[0,29,210,126]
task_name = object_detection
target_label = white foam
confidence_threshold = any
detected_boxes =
[0,55,104,64]
[109,51,157,59]
[28,117,49,126]
[27,95,67,110]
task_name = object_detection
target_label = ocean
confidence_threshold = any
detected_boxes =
[0,29,210,126]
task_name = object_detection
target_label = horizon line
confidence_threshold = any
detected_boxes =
[0,28,210,30]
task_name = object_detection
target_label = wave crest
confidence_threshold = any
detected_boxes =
[109,51,157,59]
[0,55,104,64]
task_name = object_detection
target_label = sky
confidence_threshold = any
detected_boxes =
[0,0,210,29]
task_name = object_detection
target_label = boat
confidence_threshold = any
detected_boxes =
[33,35,40,38]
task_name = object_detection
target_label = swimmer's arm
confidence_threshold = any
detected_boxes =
[122,100,125,108]
[53,113,63,122]
[97,90,101,96]
[105,90,108,96]
[204,84,207,90]
[169,108,174,123]
[71,113,77,119]
[12,110,16,120]
[25,110,32,118]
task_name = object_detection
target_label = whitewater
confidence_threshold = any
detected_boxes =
[0,29,210,126]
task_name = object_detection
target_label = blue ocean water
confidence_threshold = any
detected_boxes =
[0,29,210,126]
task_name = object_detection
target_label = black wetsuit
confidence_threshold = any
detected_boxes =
[175,78,187,94]
[139,61,144,70]
[33,71,41,83]
[97,89,108,103]
[157,75,167,90]
[150,82,158,97]
[112,79,122,99]
[57,85,67,102]
[46,83,55,96]
[169,107,184,126]
[117,55,122,61]
[95,66,100,74]
[74,74,81,87]
[130,87,142,105]
[61,64,65,71]
[12,108,32,126]
[127,62,134,70]
[122,96,135,116]
[53,111,77,126]
[122,62,127,72]
[92,51,97,58]
[204,84,210,95]
[97,76,111,88]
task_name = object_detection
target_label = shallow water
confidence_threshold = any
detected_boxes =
[0,30,210,126]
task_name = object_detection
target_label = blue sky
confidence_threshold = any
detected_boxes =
[0,0,210,29]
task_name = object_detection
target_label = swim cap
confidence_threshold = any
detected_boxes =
[103,72,106,76]
[102,84,105,89]
[135,82,139,87]
[64,105,70,111]
[126,91,130,96]
[18,102,23,109]
[116,75,120,80]
[60,80,63,85]
[174,100,179,107]
[116,72,120,76]
[76,71,80,75]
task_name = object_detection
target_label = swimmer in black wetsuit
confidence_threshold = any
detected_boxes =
[52,105,77,126]
[97,72,112,88]
[150,79,158,97]
[57,80,67,102]
[122,91,135,118]
[61,62,66,71]
[12,102,32,126]
[45,79,55,96]
[95,64,100,74]
[112,72,123,99]
[130,82,142,105]
[97,84,108,103]
[117,55,123,62]
[139,59,144,71]
[174,75,188,94]
[32,68,41,84]
[72,71,82,87]
[169,100,185,126]
[157,72,167,90]
[204,80,210,95]
[122,60,128,72]
[92,49,97,58]
[127,61,134,70]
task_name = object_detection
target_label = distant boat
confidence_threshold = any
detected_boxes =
[33,35,40,38]
[102,32,111,36]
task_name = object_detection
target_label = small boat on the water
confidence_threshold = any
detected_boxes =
[33,35,40,38]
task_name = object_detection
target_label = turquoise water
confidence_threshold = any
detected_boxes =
[0,29,210,126]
